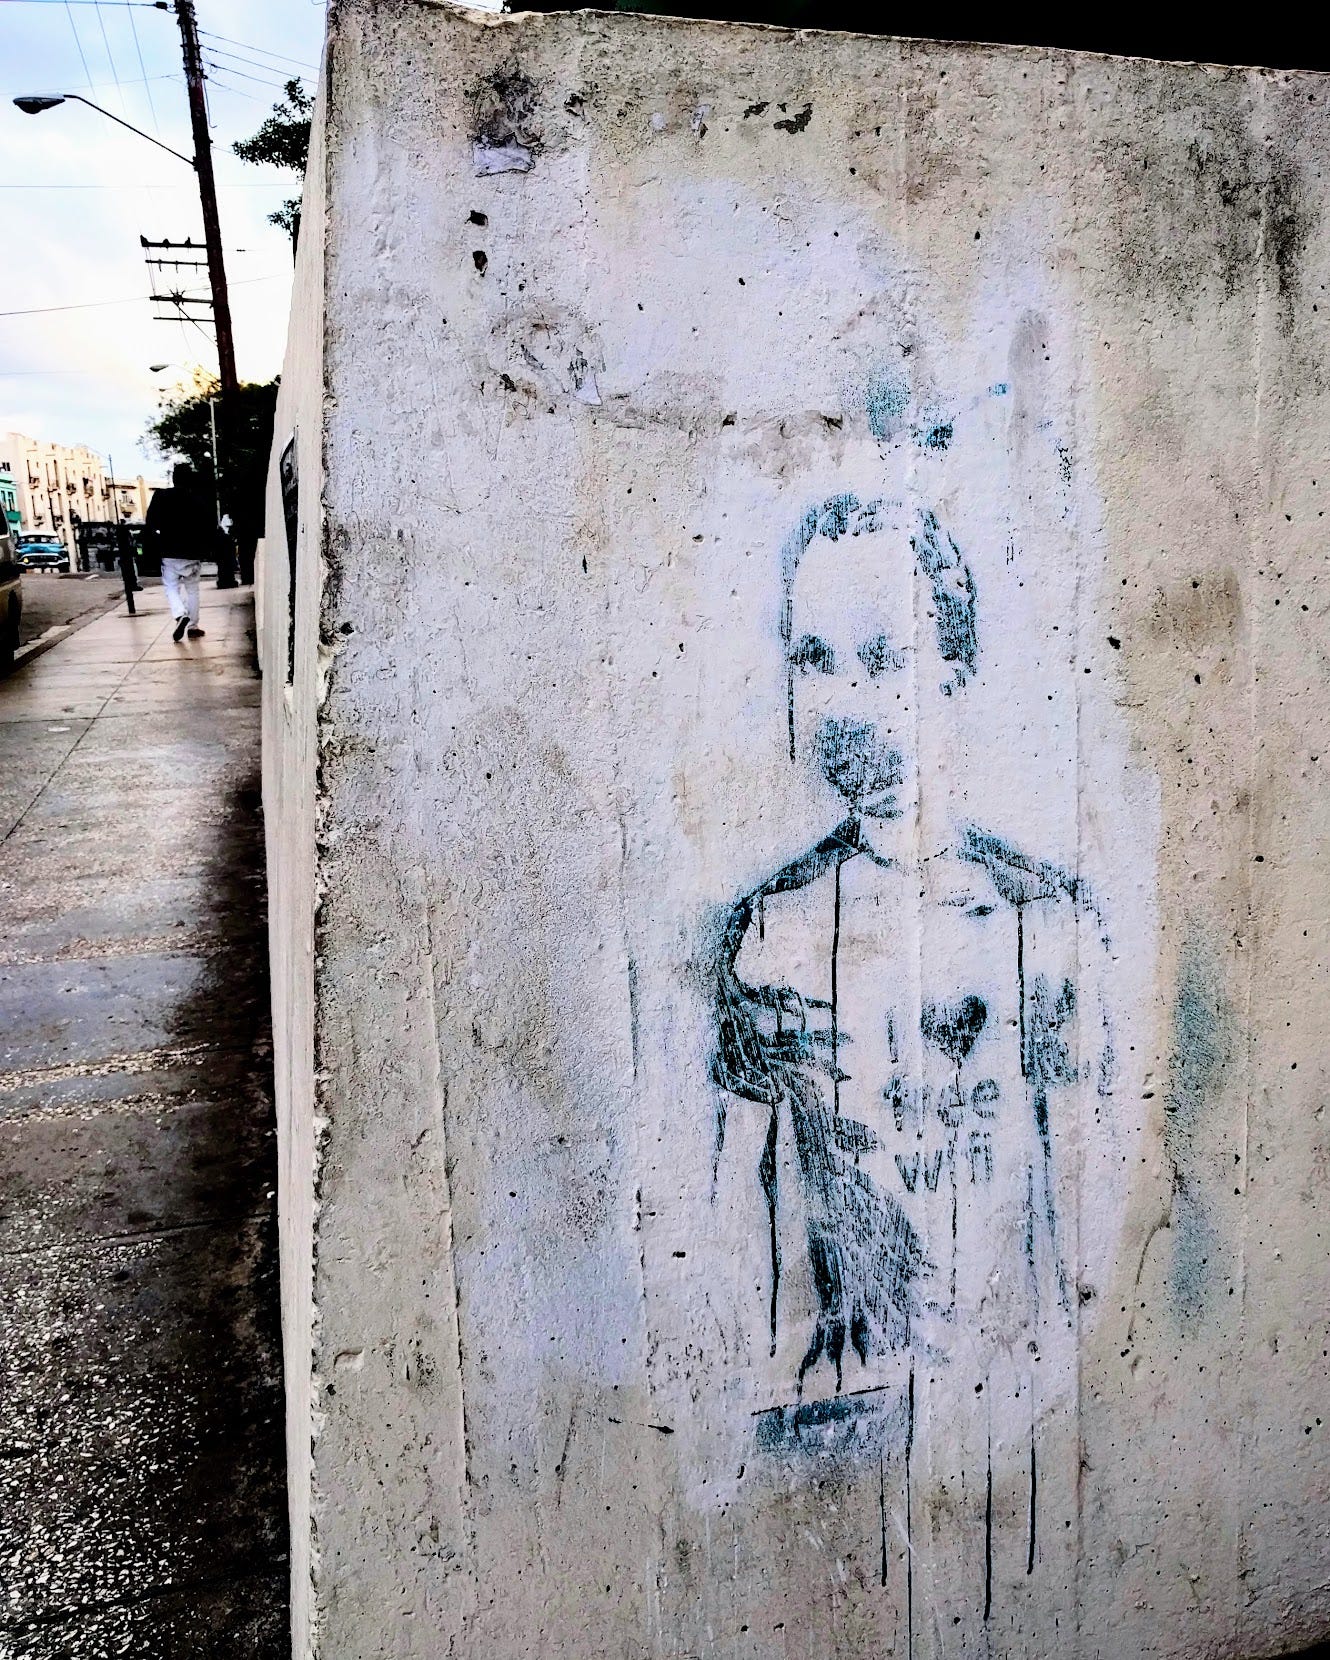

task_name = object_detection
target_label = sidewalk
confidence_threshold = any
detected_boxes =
[0,585,286,1657]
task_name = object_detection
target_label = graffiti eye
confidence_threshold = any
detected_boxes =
[790,634,835,675]
[857,634,908,678]
[967,903,995,918]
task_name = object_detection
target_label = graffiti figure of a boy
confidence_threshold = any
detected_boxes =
[713,493,1086,1402]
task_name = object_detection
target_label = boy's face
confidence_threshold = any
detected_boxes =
[788,513,917,820]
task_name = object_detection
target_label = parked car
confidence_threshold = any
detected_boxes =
[16,535,70,572]
[1,521,22,667]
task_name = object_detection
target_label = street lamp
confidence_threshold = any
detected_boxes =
[12,94,194,167]
[13,1,239,403]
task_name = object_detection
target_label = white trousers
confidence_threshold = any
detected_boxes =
[160,558,201,626]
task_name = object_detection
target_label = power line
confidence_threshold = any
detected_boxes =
[63,1,96,89]
[202,70,263,103]
[92,1,132,119]
[0,71,176,93]
[0,274,281,318]
[182,311,213,348]
[196,29,317,70]
[0,292,172,317]
[205,43,310,80]
[124,0,161,136]
[202,58,304,89]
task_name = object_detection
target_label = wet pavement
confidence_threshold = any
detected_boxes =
[0,586,287,1657]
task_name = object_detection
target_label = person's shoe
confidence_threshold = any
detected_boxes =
[172,615,189,642]
[187,626,206,638]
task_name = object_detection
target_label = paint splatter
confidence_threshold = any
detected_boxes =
[864,369,910,441]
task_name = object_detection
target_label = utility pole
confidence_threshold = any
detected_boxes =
[173,0,237,398]
[208,397,221,525]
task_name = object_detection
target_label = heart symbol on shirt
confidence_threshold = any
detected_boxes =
[920,995,989,1065]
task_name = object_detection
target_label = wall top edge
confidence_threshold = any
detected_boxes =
[397,0,1330,83]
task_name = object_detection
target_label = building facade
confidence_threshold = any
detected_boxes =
[109,474,163,524]
[0,463,18,537]
[0,434,163,564]
[0,431,113,542]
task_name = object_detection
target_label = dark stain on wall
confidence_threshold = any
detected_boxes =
[469,63,543,153]
[1091,71,1318,337]
[1164,922,1237,1325]
[773,101,813,134]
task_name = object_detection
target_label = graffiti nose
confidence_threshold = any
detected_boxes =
[920,995,989,1065]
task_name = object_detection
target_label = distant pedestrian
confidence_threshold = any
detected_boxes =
[215,509,239,590]
[144,463,210,642]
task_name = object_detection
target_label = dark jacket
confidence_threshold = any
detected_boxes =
[143,485,216,562]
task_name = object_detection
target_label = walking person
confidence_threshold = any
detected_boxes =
[143,463,211,642]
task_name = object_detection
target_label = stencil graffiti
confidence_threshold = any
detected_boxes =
[713,491,1095,1406]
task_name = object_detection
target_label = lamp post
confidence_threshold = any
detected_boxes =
[11,94,193,163]
[13,61,236,397]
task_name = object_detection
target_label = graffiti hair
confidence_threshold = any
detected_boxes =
[780,492,979,760]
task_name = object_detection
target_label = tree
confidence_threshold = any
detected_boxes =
[147,374,279,542]
[232,78,312,247]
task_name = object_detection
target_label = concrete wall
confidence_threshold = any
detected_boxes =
[264,5,1330,1654]
[262,62,328,1660]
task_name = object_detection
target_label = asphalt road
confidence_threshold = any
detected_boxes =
[15,571,125,648]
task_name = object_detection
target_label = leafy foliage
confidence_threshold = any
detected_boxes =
[232,77,311,172]
[232,79,312,241]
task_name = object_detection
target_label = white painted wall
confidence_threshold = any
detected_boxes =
[264,7,1330,1654]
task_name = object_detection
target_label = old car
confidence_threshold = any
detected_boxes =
[16,534,70,572]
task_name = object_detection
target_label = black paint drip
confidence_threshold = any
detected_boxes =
[984,1429,994,1621]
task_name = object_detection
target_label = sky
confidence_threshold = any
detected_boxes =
[0,0,327,477]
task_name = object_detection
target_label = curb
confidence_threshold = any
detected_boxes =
[1,588,126,680]
[6,624,76,676]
